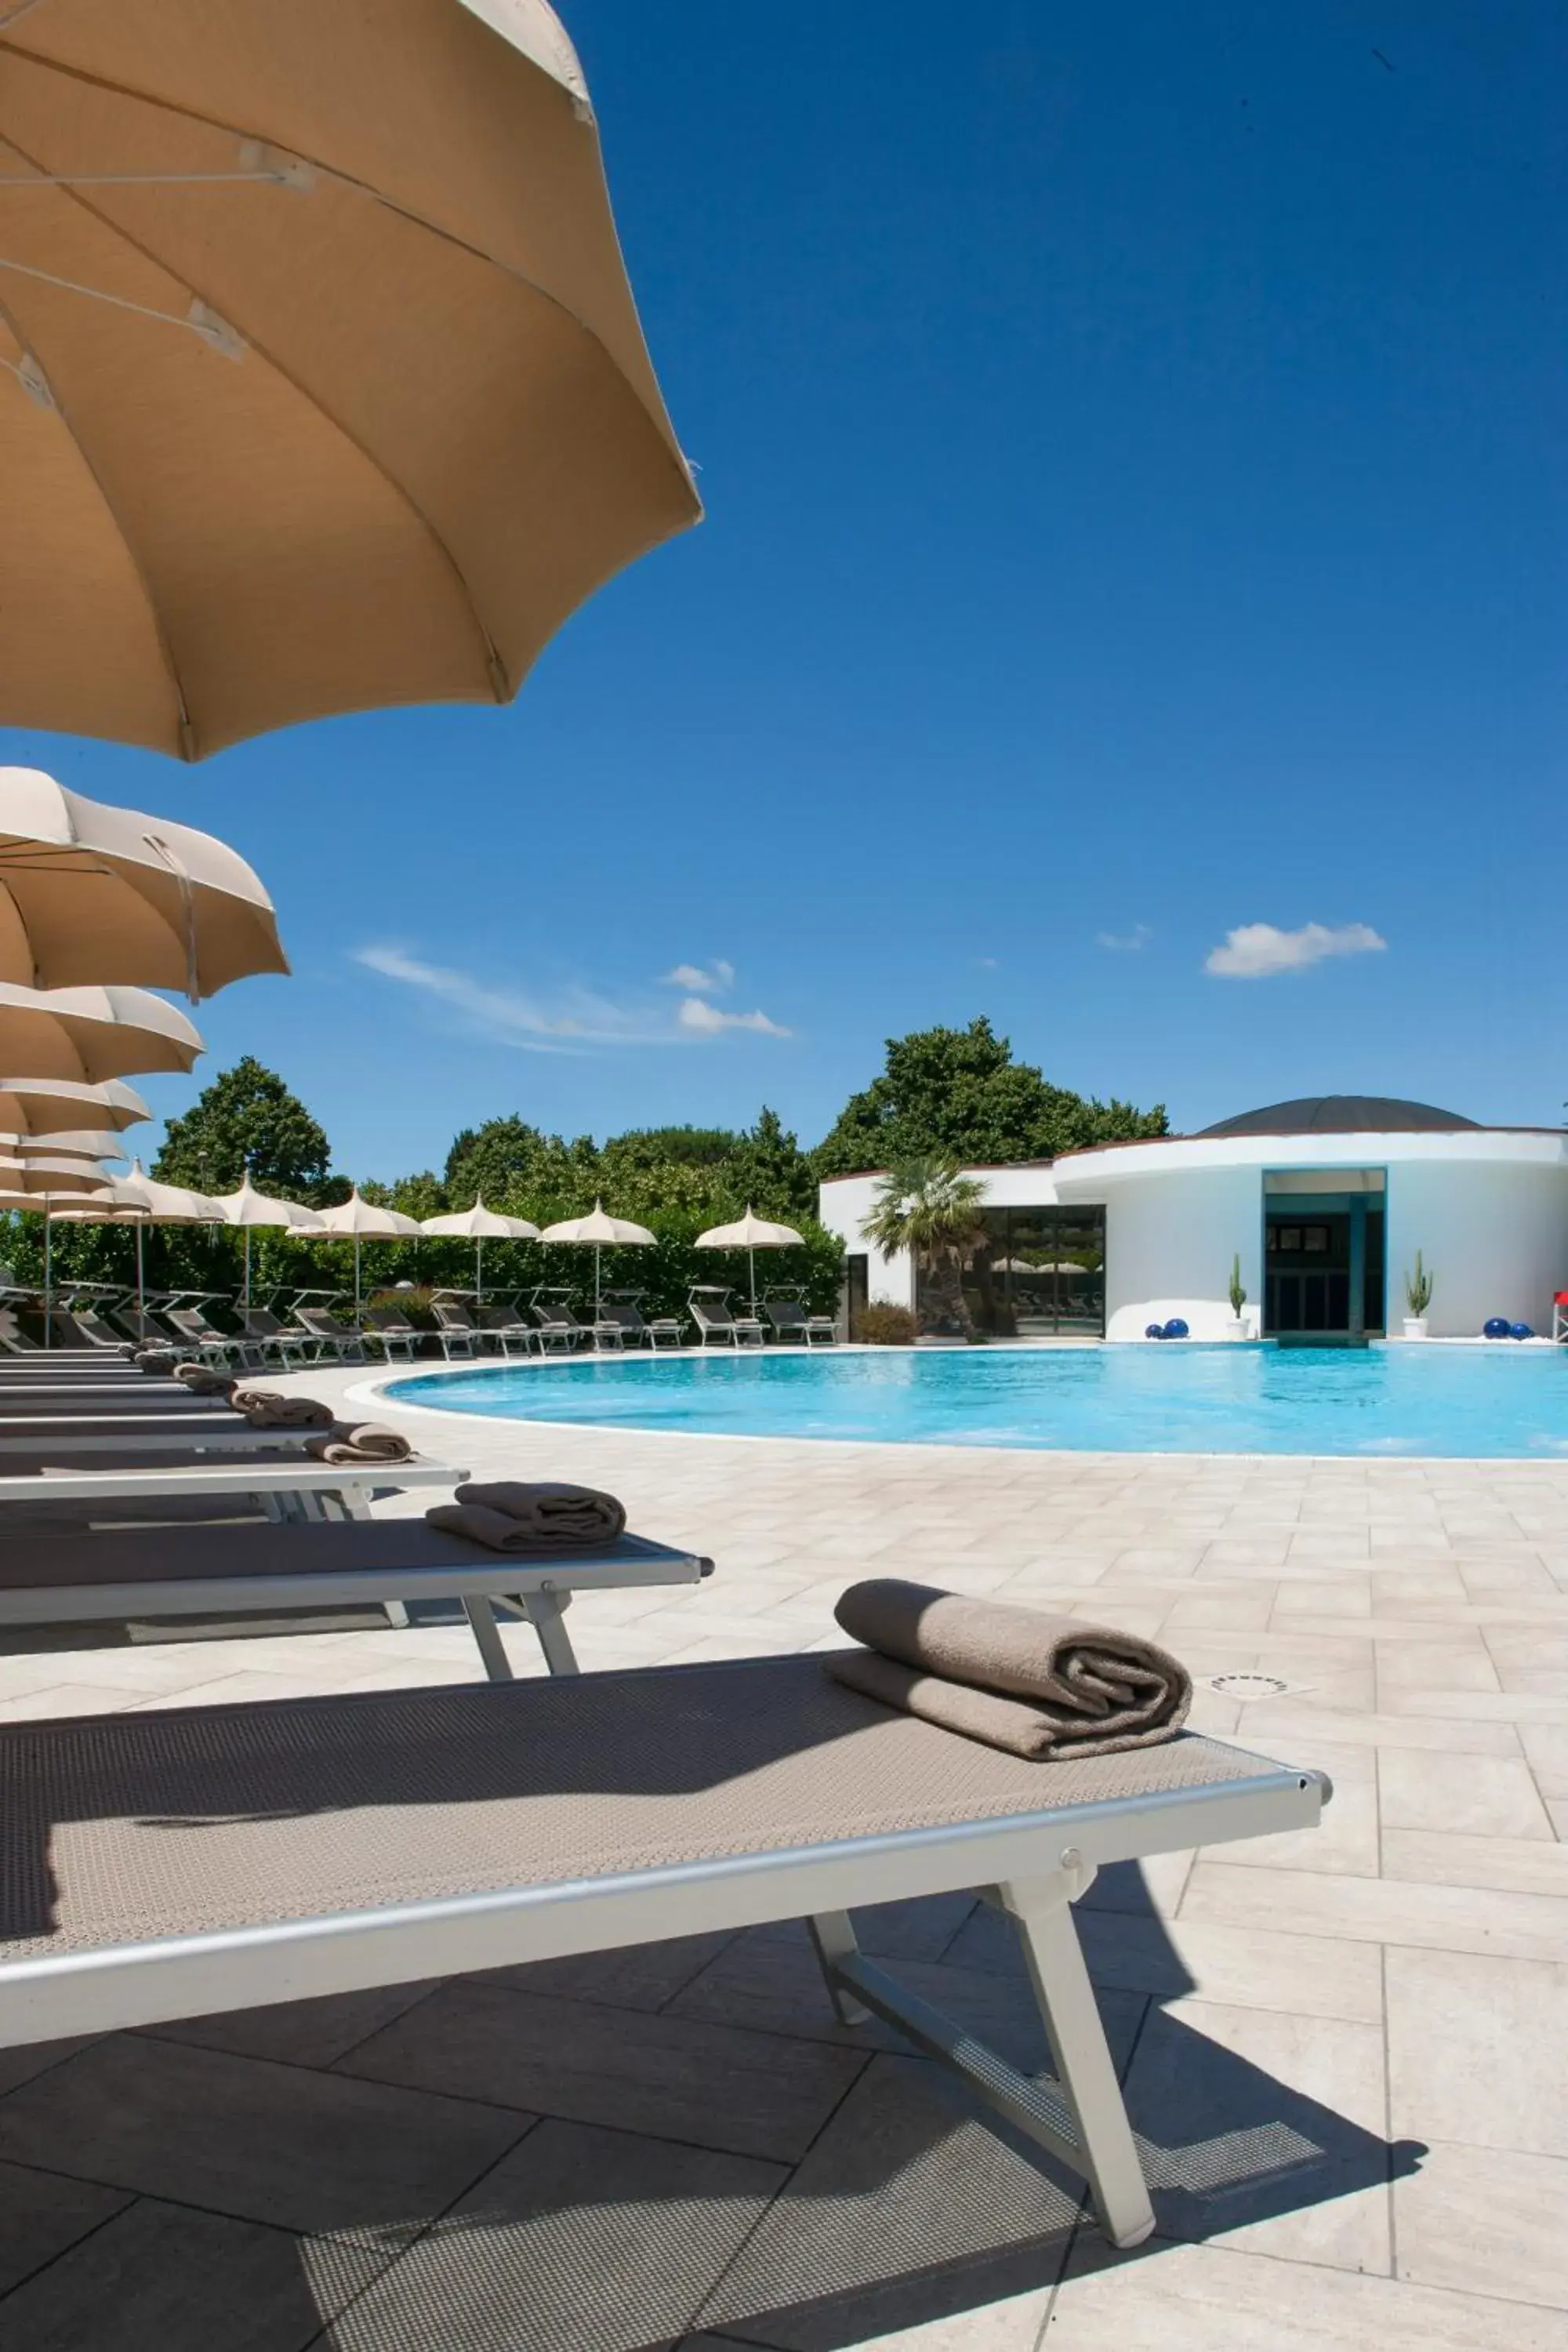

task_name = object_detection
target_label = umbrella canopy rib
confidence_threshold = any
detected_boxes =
[0,2,699,755]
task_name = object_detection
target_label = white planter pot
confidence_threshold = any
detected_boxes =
[1224,1318,1248,1341]
[1403,1316,1428,1341]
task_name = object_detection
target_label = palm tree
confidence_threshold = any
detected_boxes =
[864,1158,987,1337]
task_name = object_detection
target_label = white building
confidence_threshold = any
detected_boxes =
[819,1096,1568,1343]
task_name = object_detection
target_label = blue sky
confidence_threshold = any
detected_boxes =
[8,0,1563,1177]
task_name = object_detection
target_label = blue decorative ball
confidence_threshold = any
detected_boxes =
[1145,1323,1164,1340]
[1162,1318,1190,1341]
[1510,1323,1534,1342]
[1483,1317,1511,1340]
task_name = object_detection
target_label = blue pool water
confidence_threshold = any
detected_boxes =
[386,1343,1568,1459]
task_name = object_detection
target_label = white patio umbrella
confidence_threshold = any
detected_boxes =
[313,1188,423,1316]
[0,770,287,999]
[0,1152,114,1196]
[213,1171,325,1311]
[695,1204,804,1317]
[0,0,698,760]
[0,1076,150,1137]
[0,983,202,1082]
[420,1196,539,1305]
[96,1161,225,1316]
[537,1200,655,1323]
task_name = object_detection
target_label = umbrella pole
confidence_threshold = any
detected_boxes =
[477,1232,483,1307]
[354,1233,363,1319]
[42,1214,50,1350]
[750,1243,757,1320]
[594,1241,602,1325]
[136,1222,145,1316]
[242,1228,251,1314]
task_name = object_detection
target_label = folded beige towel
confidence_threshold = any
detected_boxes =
[230,1388,334,1430]
[456,1480,627,1542]
[175,1365,236,1397]
[426,1479,626,1553]
[303,1422,412,1465]
[826,1578,1191,1760]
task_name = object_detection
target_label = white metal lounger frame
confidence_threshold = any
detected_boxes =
[0,1733,1329,2252]
[0,1532,710,1680]
[0,1457,463,1520]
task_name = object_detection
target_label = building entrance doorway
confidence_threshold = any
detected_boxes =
[1263,1173,1385,1340]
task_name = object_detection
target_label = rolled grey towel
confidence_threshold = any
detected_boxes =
[230,1388,334,1429]
[456,1479,626,1543]
[135,1348,177,1375]
[427,1479,626,1552]
[175,1364,236,1397]
[303,1422,412,1465]
[827,1578,1191,1759]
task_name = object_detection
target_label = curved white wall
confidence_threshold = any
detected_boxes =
[1100,1170,1262,1341]
[1386,1162,1565,1337]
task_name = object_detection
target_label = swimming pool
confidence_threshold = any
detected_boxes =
[385,1342,1568,1459]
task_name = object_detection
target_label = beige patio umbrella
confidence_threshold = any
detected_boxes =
[214,1171,324,1310]
[0,1152,114,1195]
[0,0,699,760]
[3,1128,124,1162]
[313,1187,423,1316]
[94,1161,224,1318]
[0,983,203,1082]
[537,1199,655,1323]
[695,1204,805,1316]
[0,1076,150,1136]
[421,1196,539,1305]
[0,769,286,999]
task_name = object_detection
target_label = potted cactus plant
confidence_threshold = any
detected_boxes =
[1403,1251,1432,1340]
[1225,1253,1247,1340]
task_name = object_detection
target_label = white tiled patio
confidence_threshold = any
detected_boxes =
[0,1366,1563,2349]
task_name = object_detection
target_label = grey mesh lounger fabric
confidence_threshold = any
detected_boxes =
[0,1520,711,1678]
[0,1653,1328,2246]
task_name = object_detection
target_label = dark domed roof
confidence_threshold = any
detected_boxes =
[1200,1094,1479,1138]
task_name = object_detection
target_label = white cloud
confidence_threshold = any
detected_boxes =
[1204,921,1387,979]
[677,996,791,1038]
[354,946,787,1048]
[1096,924,1152,953]
[977,956,999,970]
[660,959,735,994]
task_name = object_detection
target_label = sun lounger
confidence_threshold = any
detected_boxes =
[159,1304,248,1368]
[293,1305,368,1364]
[0,1455,464,1522]
[49,1307,135,1352]
[597,1292,685,1349]
[0,1653,1328,2248]
[430,1298,487,1361]
[0,1519,710,1679]
[474,1304,542,1359]
[688,1286,765,1348]
[237,1305,319,1368]
[529,1296,590,1354]
[763,1294,839,1346]
[361,1305,423,1363]
[0,1411,310,1456]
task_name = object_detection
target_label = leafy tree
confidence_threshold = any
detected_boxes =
[813,1018,1167,1174]
[731,1105,817,1222]
[864,1159,987,1337]
[604,1127,740,1170]
[444,1117,595,1211]
[154,1057,333,1198]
